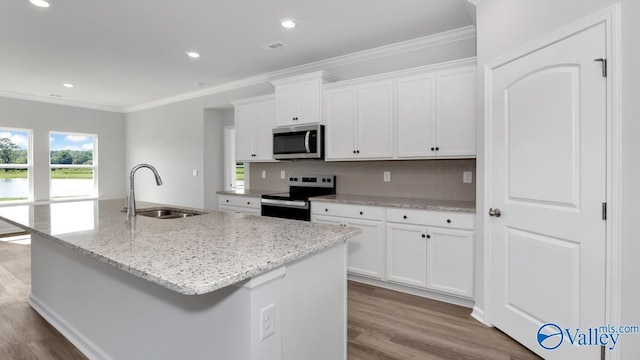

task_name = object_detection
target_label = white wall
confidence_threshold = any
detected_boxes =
[125,35,476,209]
[475,2,640,358]
[203,109,224,210]
[0,96,125,201]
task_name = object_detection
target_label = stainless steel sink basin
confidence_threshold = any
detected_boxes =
[134,207,206,219]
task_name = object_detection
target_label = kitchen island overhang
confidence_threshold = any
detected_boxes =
[0,199,360,360]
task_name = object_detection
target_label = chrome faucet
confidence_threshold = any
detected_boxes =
[127,164,163,218]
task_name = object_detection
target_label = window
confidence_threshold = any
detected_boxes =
[0,128,32,202]
[224,126,246,191]
[49,132,97,199]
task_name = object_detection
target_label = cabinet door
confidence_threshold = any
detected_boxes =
[396,73,437,157]
[345,218,385,279]
[254,100,276,161]
[435,66,476,157]
[297,79,321,125]
[325,86,357,160]
[386,223,427,288]
[426,227,473,298]
[234,104,256,162]
[357,81,394,159]
[275,84,299,127]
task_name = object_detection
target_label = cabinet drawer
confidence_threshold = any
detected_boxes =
[311,202,384,221]
[218,195,261,209]
[386,208,473,230]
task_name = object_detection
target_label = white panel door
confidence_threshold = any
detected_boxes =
[426,227,473,298]
[344,218,385,279]
[234,104,256,162]
[386,223,427,288]
[489,23,606,359]
[325,86,357,160]
[254,100,276,161]
[396,73,436,157]
[357,80,394,159]
[435,66,476,157]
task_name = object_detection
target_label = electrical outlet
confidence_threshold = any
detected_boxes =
[261,170,267,179]
[280,170,286,179]
[192,169,198,177]
[463,171,473,184]
[260,304,276,340]
[383,171,391,182]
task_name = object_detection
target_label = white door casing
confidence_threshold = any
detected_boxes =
[488,22,607,360]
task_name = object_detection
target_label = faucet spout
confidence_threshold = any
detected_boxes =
[127,164,163,219]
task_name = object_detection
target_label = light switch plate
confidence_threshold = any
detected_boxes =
[383,171,391,182]
[262,170,267,179]
[192,169,198,177]
[280,170,286,179]
[463,171,473,183]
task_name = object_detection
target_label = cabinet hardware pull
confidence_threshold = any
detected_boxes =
[359,211,363,215]
[403,215,407,219]
[427,234,431,239]
[431,147,435,151]
[325,208,328,212]
[446,219,451,223]
[435,147,439,151]
[421,234,426,238]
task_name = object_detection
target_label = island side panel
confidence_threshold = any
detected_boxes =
[29,234,253,360]
[282,241,347,360]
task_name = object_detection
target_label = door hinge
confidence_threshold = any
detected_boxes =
[594,58,607,77]
[602,202,607,220]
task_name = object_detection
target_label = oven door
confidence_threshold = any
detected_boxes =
[273,125,322,160]
[261,198,310,221]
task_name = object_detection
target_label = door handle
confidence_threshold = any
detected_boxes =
[304,131,311,153]
[488,208,502,217]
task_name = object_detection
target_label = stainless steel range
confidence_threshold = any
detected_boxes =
[261,175,336,221]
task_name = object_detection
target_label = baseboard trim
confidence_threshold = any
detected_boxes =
[470,306,492,326]
[29,294,112,360]
[348,275,475,308]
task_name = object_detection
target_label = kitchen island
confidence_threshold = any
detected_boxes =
[0,199,360,360]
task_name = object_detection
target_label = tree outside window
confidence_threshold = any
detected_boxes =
[0,129,31,202]
[50,132,97,199]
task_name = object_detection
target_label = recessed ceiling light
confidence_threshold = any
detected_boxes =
[63,83,75,88]
[29,0,50,8]
[186,51,200,59]
[280,18,296,29]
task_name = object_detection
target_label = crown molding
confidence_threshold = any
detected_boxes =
[466,0,481,5]
[124,25,476,113]
[0,90,124,113]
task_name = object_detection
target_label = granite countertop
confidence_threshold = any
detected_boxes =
[311,194,476,213]
[216,189,279,198]
[0,199,360,295]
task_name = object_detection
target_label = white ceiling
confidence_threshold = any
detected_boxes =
[1,0,473,112]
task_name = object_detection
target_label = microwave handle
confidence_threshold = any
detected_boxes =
[304,131,311,153]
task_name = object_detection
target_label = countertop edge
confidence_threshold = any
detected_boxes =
[310,196,476,213]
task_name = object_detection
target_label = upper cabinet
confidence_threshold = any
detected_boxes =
[232,95,276,162]
[271,71,338,127]
[324,58,477,161]
[325,81,394,160]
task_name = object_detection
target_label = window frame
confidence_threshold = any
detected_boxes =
[49,131,98,201]
[0,127,33,204]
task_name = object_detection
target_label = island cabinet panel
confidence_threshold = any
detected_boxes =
[218,194,261,215]
[233,95,276,162]
[312,203,385,280]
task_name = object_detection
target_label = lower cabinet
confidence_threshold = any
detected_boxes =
[313,208,384,280]
[218,195,261,215]
[312,201,475,301]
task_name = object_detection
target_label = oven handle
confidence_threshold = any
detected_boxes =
[304,131,311,153]
[261,198,309,209]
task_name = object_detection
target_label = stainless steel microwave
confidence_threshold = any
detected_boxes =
[273,124,324,160]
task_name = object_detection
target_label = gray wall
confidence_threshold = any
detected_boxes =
[0,96,125,201]
[476,2,639,358]
[250,160,476,202]
[125,34,476,209]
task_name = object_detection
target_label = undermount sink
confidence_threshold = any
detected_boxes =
[133,207,206,219]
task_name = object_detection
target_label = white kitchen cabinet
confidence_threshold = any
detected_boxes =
[324,80,394,160]
[218,195,261,215]
[396,65,476,158]
[232,95,276,162]
[312,204,385,279]
[386,208,474,298]
[386,223,428,287]
[271,71,337,127]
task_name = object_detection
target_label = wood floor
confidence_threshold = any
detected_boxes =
[0,239,541,360]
